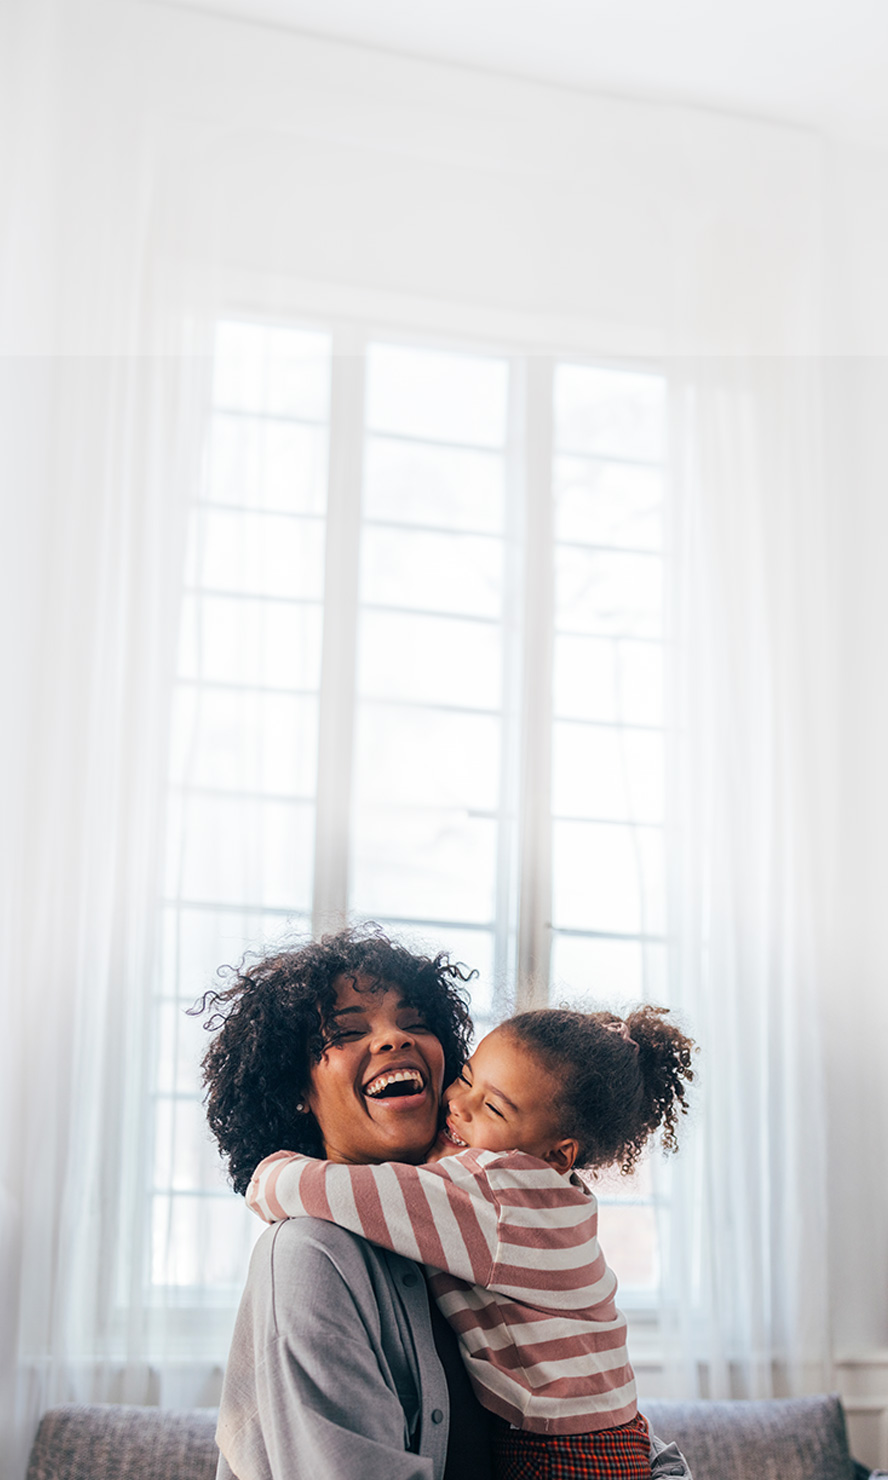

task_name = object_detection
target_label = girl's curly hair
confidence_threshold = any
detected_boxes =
[194,924,475,1194]
[504,1005,696,1174]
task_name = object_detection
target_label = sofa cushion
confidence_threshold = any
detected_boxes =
[26,1404,218,1480]
[644,1394,856,1480]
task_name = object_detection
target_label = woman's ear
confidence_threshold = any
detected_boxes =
[543,1138,579,1175]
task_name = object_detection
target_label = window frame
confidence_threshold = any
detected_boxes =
[148,288,673,1327]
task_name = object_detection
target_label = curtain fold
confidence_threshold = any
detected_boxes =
[0,12,211,1471]
[0,348,206,1476]
[658,358,834,1397]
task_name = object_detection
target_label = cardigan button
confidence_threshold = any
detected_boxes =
[431,1410,444,1424]
[402,1270,417,1286]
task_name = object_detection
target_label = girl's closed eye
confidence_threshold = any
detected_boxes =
[486,1102,505,1118]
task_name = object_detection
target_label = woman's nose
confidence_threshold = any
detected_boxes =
[370,1024,414,1053]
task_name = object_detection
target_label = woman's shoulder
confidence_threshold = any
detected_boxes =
[257,1213,387,1279]
[251,1217,425,1326]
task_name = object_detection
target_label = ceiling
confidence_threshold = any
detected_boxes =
[162,0,888,147]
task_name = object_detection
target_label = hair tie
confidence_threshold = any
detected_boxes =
[606,1020,639,1053]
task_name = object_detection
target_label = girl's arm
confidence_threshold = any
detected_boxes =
[247,1150,498,1286]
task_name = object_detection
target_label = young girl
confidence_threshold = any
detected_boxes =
[247,1006,695,1480]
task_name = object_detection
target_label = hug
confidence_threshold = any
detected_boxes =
[200,924,695,1480]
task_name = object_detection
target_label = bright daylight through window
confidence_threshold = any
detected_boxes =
[152,319,668,1315]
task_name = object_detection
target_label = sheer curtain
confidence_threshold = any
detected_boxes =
[657,357,834,1397]
[0,7,213,1474]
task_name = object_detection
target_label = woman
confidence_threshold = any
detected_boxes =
[200,925,691,1480]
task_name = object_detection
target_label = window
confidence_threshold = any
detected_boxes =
[151,318,669,1314]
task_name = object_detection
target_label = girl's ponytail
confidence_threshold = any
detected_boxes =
[625,1005,695,1156]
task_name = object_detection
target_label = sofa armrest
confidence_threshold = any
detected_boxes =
[26,1404,218,1480]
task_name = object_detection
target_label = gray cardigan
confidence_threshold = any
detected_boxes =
[215,1219,455,1480]
[215,1218,691,1480]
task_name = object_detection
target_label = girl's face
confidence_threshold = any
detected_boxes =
[306,973,446,1166]
[437,1027,577,1172]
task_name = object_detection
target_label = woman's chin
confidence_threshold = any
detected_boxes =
[362,1089,440,1158]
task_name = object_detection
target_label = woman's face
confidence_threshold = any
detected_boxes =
[306,972,446,1165]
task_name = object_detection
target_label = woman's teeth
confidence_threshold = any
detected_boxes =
[364,1069,424,1098]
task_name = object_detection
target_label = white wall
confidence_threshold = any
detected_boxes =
[10,0,822,358]
[818,144,888,1456]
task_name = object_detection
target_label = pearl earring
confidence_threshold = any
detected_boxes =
[296,1101,307,1113]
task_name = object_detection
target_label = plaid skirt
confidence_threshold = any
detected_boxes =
[492,1413,651,1480]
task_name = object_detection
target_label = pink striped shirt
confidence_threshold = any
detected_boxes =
[247,1149,636,1435]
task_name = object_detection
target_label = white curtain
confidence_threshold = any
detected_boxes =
[657,357,834,1397]
[0,7,213,1475]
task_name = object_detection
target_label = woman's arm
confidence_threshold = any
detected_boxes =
[247,1149,498,1286]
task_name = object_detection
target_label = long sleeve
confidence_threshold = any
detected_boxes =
[248,1149,499,1287]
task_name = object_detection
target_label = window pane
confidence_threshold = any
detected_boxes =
[153,1096,229,1194]
[555,548,662,638]
[159,905,307,1005]
[177,594,323,690]
[358,611,502,710]
[553,636,663,726]
[354,704,500,813]
[351,809,497,924]
[552,722,664,824]
[550,933,668,1006]
[366,343,508,448]
[186,508,325,601]
[165,794,314,909]
[151,1194,260,1288]
[361,527,502,619]
[554,456,662,551]
[205,414,328,514]
[596,1202,659,1291]
[364,436,504,533]
[213,322,331,420]
[155,1002,213,1097]
[554,364,666,462]
[552,820,665,935]
[170,687,318,797]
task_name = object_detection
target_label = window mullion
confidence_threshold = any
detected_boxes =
[490,357,525,1007]
[515,356,555,1008]
[312,331,366,932]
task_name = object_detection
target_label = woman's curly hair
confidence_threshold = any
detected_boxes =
[194,924,475,1194]
[504,1005,696,1174]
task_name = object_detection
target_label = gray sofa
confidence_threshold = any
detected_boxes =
[24,1395,881,1480]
